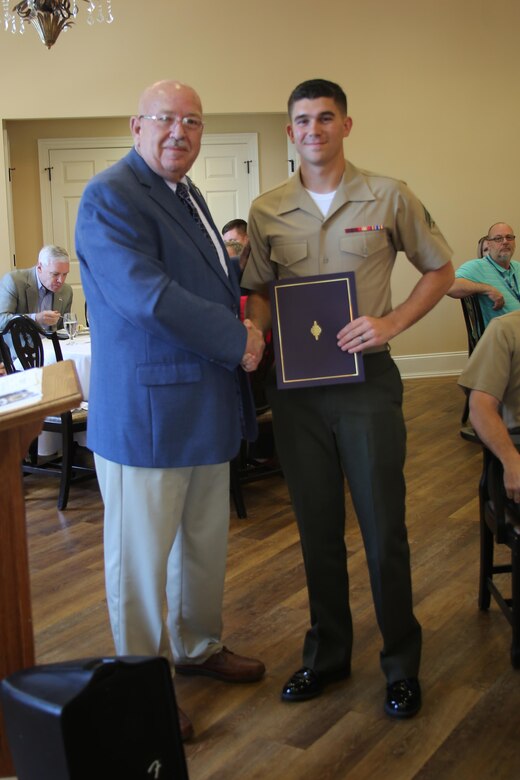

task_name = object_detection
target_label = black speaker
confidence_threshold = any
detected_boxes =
[0,656,189,780]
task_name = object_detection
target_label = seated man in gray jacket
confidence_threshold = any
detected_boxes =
[0,244,73,332]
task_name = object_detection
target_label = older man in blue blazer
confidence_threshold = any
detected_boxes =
[75,80,265,740]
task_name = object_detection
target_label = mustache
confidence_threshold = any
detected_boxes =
[163,140,189,150]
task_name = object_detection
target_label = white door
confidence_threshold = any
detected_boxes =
[190,133,259,232]
[39,134,259,323]
[39,138,132,324]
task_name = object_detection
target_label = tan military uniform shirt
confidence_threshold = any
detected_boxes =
[243,160,452,333]
[458,310,520,430]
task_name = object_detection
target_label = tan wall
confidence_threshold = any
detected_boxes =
[1,0,520,358]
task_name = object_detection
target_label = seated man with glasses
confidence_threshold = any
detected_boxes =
[447,222,520,326]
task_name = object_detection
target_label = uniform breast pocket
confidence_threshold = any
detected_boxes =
[270,241,308,269]
[339,231,390,261]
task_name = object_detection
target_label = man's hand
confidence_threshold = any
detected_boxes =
[337,314,397,353]
[35,309,60,327]
[338,263,454,353]
[486,287,505,310]
[241,318,265,372]
[503,454,520,503]
[448,279,504,309]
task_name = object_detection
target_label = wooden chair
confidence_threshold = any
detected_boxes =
[230,337,283,519]
[460,294,486,431]
[478,445,520,668]
[0,316,94,510]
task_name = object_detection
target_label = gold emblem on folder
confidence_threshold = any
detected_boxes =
[310,320,322,341]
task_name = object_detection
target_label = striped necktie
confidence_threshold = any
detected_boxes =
[176,182,216,251]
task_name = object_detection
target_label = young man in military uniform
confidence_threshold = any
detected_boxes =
[242,78,454,718]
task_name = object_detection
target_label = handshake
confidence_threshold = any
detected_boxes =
[240,319,265,373]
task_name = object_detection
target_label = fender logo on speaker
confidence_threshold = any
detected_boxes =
[148,759,163,778]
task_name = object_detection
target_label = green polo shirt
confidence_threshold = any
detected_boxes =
[454,256,520,326]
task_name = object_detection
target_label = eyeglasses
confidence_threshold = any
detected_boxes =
[487,234,516,243]
[138,114,204,131]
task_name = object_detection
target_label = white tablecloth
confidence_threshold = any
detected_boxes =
[42,333,92,400]
[38,334,92,455]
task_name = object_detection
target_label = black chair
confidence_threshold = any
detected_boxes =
[461,293,485,355]
[478,445,520,668]
[0,316,94,510]
[460,294,486,430]
[0,328,16,374]
[230,337,283,519]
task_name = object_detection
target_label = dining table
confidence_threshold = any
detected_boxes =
[39,331,92,455]
[43,331,91,399]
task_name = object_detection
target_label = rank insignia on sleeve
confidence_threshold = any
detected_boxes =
[422,206,436,229]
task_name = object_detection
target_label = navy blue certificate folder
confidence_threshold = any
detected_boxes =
[269,272,365,389]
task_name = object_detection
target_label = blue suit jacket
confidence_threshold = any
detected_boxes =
[75,148,256,468]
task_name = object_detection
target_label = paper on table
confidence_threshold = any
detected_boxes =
[0,367,43,414]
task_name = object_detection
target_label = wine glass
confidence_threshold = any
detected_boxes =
[63,312,78,344]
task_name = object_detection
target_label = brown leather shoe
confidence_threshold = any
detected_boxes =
[177,706,194,742]
[176,646,265,683]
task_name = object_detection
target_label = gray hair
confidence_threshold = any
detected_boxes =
[38,245,70,266]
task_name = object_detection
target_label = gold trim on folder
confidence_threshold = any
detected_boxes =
[273,277,362,385]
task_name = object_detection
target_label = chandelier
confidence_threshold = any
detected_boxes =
[2,1,114,49]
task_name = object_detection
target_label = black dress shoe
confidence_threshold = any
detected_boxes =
[282,668,322,702]
[384,677,421,718]
[281,666,349,702]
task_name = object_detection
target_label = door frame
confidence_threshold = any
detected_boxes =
[3,129,16,269]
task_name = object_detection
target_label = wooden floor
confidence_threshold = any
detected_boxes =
[17,376,520,779]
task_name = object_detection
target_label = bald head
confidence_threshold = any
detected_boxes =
[131,80,204,182]
[137,80,202,118]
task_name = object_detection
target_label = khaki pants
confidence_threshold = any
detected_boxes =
[95,455,230,664]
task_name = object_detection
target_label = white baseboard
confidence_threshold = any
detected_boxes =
[393,351,467,378]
